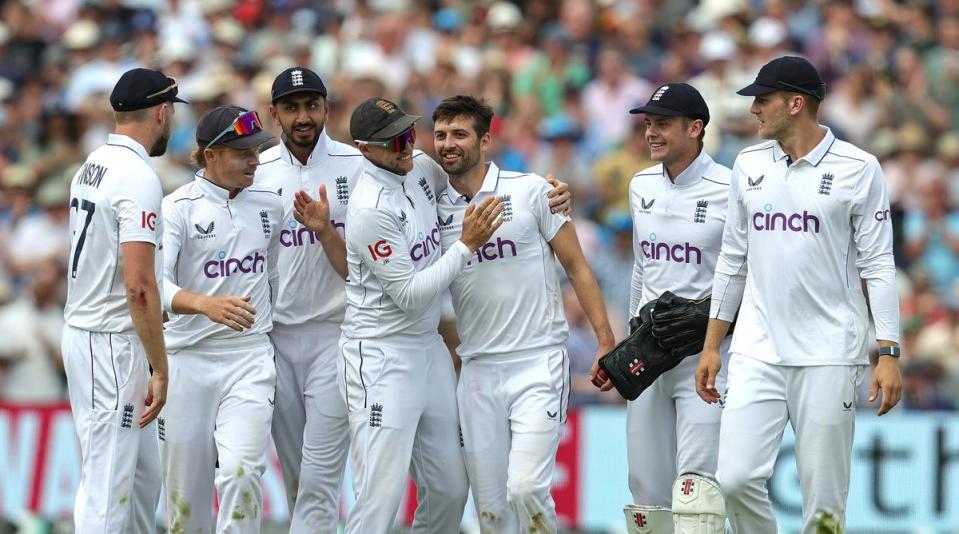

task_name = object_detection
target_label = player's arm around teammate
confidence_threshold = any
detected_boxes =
[157,106,281,534]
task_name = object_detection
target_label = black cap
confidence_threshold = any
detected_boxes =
[110,68,187,111]
[195,105,274,149]
[629,83,710,125]
[271,67,328,103]
[349,98,421,142]
[737,56,826,101]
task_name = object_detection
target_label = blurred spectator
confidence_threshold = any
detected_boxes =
[821,66,882,148]
[512,24,589,118]
[900,360,956,411]
[563,284,622,407]
[581,47,652,151]
[0,259,65,402]
[904,179,959,302]
[591,211,634,330]
[591,120,652,220]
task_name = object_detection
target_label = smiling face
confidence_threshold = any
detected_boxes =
[358,129,416,174]
[433,115,488,178]
[271,93,328,149]
[643,114,701,165]
[205,145,261,190]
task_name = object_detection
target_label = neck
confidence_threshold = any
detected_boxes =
[114,124,154,155]
[203,170,243,198]
[778,120,826,163]
[449,161,489,198]
[663,148,700,183]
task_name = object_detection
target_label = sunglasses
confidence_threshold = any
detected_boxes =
[206,110,264,148]
[146,77,179,100]
[356,127,416,152]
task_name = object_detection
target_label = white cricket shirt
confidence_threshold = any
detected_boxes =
[710,127,900,366]
[341,152,470,340]
[160,172,283,351]
[437,162,571,359]
[628,151,731,315]
[64,134,164,333]
[256,131,365,326]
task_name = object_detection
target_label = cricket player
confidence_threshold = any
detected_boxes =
[696,56,903,534]
[432,95,615,533]
[62,67,183,533]
[158,105,281,533]
[596,83,732,534]
[255,67,361,532]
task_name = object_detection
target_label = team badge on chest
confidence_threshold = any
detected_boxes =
[335,176,349,204]
[694,200,708,223]
[818,173,833,196]
[260,210,271,239]
[501,194,513,221]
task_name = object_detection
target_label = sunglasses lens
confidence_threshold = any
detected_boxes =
[233,111,262,135]
[391,128,416,151]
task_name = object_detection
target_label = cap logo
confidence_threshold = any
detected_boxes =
[290,69,304,87]
[375,99,397,114]
[652,86,669,101]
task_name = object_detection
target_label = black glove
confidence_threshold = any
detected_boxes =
[598,299,684,401]
[649,291,711,358]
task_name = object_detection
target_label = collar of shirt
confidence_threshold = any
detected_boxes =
[279,129,333,168]
[444,161,500,204]
[663,149,713,187]
[106,133,150,163]
[771,126,836,168]
[364,159,407,188]
[193,169,236,206]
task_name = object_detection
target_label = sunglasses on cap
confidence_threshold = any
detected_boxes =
[207,110,264,148]
[356,127,416,152]
[146,77,179,100]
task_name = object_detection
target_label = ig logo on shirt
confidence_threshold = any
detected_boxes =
[368,240,393,261]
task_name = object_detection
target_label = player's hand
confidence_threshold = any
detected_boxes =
[589,352,613,392]
[200,295,257,331]
[869,355,902,415]
[140,371,167,428]
[545,174,572,215]
[293,185,333,235]
[460,196,504,251]
[695,347,722,404]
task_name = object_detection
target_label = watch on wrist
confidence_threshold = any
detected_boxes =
[877,346,901,358]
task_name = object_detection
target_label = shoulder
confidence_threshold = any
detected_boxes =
[629,163,663,191]
[821,137,878,169]
[258,144,283,165]
[412,150,442,172]
[245,187,283,208]
[327,138,363,158]
[702,159,732,187]
[735,140,777,161]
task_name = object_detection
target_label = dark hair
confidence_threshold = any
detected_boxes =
[781,91,820,117]
[432,95,494,137]
[192,146,208,168]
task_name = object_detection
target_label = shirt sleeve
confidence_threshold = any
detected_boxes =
[114,170,162,245]
[710,162,748,322]
[851,157,900,342]
[349,207,471,314]
[160,197,184,313]
[629,194,643,317]
[530,177,571,242]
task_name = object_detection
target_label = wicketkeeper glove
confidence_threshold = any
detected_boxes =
[650,291,735,358]
[597,299,684,401]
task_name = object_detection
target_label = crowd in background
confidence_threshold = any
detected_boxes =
[0,0,957,412]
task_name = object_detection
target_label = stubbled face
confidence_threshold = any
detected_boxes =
[150,104,174,157]
[644,114,698,164]
[749,92,793,141]
[206,145,261,189]
[271,93,328,149]
[433,115,487,177]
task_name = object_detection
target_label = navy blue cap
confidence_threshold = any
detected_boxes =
[629,83,710,125]
[271,67,327,103]
[110,68,187,111]
[737,56,826,100]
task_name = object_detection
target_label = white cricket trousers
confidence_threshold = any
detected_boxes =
[339,333,469,534]
[270,321,349,533]
[457,346,569,534]
[717,354,865,534]
[62,324,162,534]
[626,347,729,507]
[159,335,276,533]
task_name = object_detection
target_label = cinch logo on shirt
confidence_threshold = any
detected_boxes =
[470,237,517,264]
[874,209,891,221]
[203,251,266,278]
[752,204,821,233]
[280,220,344,247]
[411,225,441,262]
[640,233,702,264]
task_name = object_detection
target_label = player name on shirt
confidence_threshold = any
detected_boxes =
[74,162,107,188]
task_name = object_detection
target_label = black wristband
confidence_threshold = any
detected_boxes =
[877,346,901,358]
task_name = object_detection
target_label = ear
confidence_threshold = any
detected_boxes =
[156,103,168,123]
[356,143,369,156]
[788,95,806,116]
[480,131,492,152]
[204,146,217,163]
[268,104,279,124]
[688,119,705,139]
